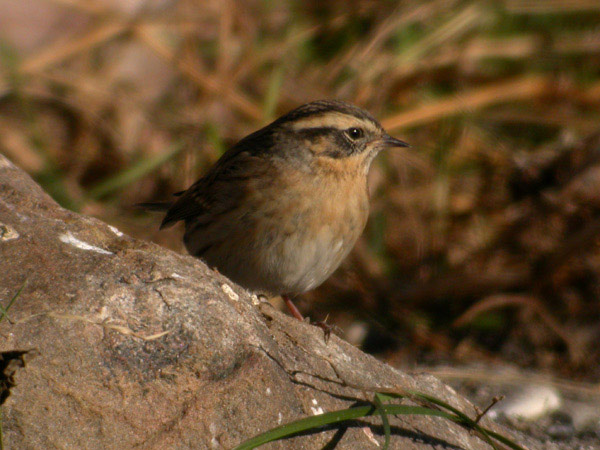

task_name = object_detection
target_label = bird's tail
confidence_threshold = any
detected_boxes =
[134,201,173,212]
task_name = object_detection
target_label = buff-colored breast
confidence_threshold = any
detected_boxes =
[184,154,370,296]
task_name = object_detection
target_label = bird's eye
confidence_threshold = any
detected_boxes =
[346,127,363,140]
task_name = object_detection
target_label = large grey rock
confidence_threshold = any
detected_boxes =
[0,153,529,449]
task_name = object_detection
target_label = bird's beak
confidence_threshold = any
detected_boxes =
[382,134,410,148]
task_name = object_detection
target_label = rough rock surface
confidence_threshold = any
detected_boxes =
[0,153,535,449]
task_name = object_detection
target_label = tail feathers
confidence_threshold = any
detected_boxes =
[159,217,178,229]
[135,201,182,229]
[134,201,173,212]
[136,199,194,229]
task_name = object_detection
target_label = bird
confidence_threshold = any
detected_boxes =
[139,100,408,323]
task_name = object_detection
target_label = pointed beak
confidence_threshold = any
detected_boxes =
[382,134,410,148]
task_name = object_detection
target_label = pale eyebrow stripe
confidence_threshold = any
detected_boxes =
[289,112,377,133]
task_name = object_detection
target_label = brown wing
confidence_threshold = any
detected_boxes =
[160,148,272,229]
[159,122,282,229]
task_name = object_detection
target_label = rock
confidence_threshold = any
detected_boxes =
[0,153,531,449]
[489,385,562,421]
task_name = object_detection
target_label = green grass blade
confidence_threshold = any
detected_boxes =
[232,404,461,450]
[406,390,524,450]
[374,392,405,403]
[374,393,391,449]
[479,428,527,450]
[406,391,498,449]
[204,122,226,157]
[0,280,26,323]
[291,388,525,450]
[87,142,185,200]
[232,405,372,450]
[262,65,284,122]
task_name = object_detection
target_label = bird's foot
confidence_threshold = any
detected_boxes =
[312,315,342,343]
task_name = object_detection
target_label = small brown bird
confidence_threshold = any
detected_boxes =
[140,100,408,321]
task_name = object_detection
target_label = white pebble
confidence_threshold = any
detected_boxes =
[490,385,561,420]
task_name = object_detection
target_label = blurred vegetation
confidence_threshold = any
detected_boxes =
[1,0,600,379]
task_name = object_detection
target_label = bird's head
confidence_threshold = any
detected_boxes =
[272,100,409,172]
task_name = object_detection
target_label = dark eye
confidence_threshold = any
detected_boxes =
[346,127,363,140]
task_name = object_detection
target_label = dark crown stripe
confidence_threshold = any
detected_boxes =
[277,100,380,129]
[297,126,338,137]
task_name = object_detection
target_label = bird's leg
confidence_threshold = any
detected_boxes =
[313,315,342,343]
[282,295,338,342]
[282,294,305,321]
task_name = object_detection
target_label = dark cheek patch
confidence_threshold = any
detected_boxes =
[324,133,355,158]
[298,127,358,158]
